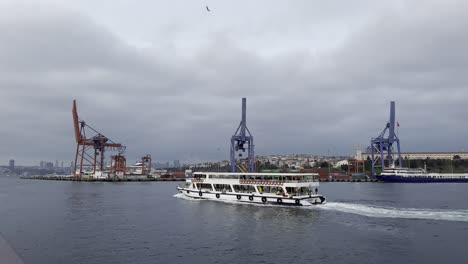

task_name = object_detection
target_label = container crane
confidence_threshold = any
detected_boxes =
[72,100,126,179]
[370,101,402,176]
[230,98,255,172]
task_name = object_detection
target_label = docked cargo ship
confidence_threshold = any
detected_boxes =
[176,172,326,206]
[377,168,468,183]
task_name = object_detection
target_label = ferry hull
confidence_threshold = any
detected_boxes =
[176,187,326,206]
[377,175,468,183]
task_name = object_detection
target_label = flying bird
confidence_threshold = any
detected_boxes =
[206,6,210,12]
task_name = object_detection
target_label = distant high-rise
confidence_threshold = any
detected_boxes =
[174,160,180,168]
[9,159,15,170]
[55,160,59,168]
[40,161,44,168]
[45,162,54,169]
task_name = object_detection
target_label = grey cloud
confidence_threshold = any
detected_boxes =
[1,1,468,165]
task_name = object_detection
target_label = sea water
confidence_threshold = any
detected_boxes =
[1,177,467,264]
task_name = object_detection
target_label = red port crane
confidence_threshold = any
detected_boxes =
[72,100,126,179]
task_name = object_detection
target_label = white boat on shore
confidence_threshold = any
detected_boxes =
[176,172,326,206]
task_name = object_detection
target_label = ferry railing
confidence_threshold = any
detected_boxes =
[238,179,318,185]
[283,179,318,183]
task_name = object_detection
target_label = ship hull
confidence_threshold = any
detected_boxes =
[176,187,326,205]
[376,175,468,183]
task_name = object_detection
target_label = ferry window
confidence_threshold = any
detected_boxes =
[214,184,232,192]
[304,175,314,181]
[300,187,311,195]
[195,174,206,179]
[258,186,263,193]
[258,186,270,193]
[198,183,212,191]
[233,185,256,193]
[286,187,308,196]
[273,187,285,195]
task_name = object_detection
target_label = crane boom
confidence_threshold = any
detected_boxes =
[72,100,81,144]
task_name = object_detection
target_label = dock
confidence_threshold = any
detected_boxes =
[20,175,380,183]
[20,176,185,182]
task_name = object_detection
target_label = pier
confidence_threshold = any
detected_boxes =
[19,175,378,182]
[20,175,185,182]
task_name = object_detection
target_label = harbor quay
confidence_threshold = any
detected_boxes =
[19,175,377,183]
[20,175,185,182]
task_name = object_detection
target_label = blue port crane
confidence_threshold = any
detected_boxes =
[230,98,255,172]
[370,101,402,176]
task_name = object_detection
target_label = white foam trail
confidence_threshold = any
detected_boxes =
[318,202,468,222]
[173,193,199,201]
[173,194,468,222]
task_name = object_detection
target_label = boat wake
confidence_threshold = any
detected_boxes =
[318,202,468,222]
[173,194,468,222]
[173,193,199,201]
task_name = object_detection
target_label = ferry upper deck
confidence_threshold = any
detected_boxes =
[191,172,319,182]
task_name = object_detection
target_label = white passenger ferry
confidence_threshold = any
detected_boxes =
[176,172,326,206]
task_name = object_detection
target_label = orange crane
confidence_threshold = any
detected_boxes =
[72,100,126,179]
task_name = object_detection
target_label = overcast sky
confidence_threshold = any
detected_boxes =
[1,0,468,165]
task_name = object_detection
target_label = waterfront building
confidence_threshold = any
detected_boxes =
[362,152,468,160]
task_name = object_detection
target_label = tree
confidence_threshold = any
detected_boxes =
[320,161,329,168]
[340,164,349,172]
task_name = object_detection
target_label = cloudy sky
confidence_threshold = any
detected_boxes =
[1,0,468,165]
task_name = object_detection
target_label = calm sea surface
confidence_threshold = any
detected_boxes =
[1,176,468,264]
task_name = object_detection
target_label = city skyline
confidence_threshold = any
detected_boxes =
[1,0,468,165]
